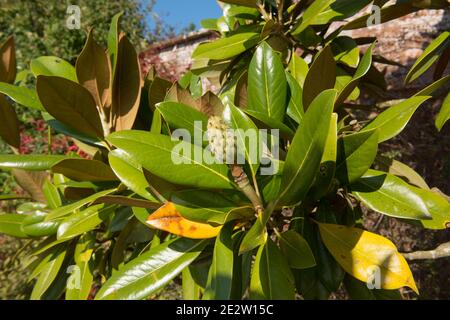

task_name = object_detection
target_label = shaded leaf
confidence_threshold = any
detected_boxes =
[36,75,104,138]
[302,46,336,109]
[111,34,142,131]
[249,239,295,300]
[279,230,316,269]
[76,29,112,108]
[51,159,118,182]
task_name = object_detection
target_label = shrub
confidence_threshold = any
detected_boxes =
[0,2,449,300]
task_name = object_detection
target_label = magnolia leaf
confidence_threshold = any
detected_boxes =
[76,29,112,108]
[336,129,379,185]
[248,42,287,122]
[203,222,234,300]
[362,96,431,143]
[95,238,206,300]
[0,36,16,84]
[108,149,158,202]
[351,170,434,220]
[0,213,28,238]
[302,46,336,109]
[147,202,221,239]
[436,92,450,131]
[279,230,316,269]
[278,89,336,205]
[36,75,104,138]
[31,56,77,82]
[193,32,259,60]
[107,131,234,189]
[0,94,20,148]
[318,223,418,294]
[51,159,118,182]
[111,34,141,131]
[249,239,295,300]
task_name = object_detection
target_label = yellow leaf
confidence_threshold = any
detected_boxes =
[147,202,221,239]
[318,223,418,294]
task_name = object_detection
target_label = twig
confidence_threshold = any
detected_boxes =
[230,164,263,214]
[402,242,450,260]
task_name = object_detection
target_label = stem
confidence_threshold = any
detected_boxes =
[402,242,450,260]
[47,125,52,154]
[230,164,263,213]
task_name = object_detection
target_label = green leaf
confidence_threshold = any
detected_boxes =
[36,75,104,138]
[51,159,118,182]
[203,223,234,300]
[417,188,450,230]
[351,169,434,220]
[288,53,309,87]
[285,72,304,125]
[335,42,374,106]
[0,82,44,110]
[336,129,379,185]
[376,156,429,190]
[278,230,316,269]
[21,212,60,237]
[302,46,336,109]
[311,0,373,25]
[291,0,334,35]
[243,109,295,138]
[95,238,207,300]
[331,36,360,68]
[414,74,450,96]
[0,154,68,171]
[247,42,287,122]
[0,213,27,238]
[30,56,77,82]
[43,180,62,209]
[76,29,112,108]
[310,113,338,200]
[108,12,123,77]
[57,204,111,241]
[361,96,431,143]
[111,34,142,131]
[223,99,261,176]
[436,92,450,131]
[278,89,337,205]
[249,239,295,300]
[0,94,20,148]
[193,32,259,60]
[30,244,66,300]
[46,188,117,221]
[108,149,158,202]
[107,131,234,189]
[405,31,450,84]
[66,233,95,300]
[156,101,208,141]
[172,190,253,225]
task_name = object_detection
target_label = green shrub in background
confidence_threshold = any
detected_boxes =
[0,1,449,300]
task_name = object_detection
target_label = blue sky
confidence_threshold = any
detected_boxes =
[149,0,223,31]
